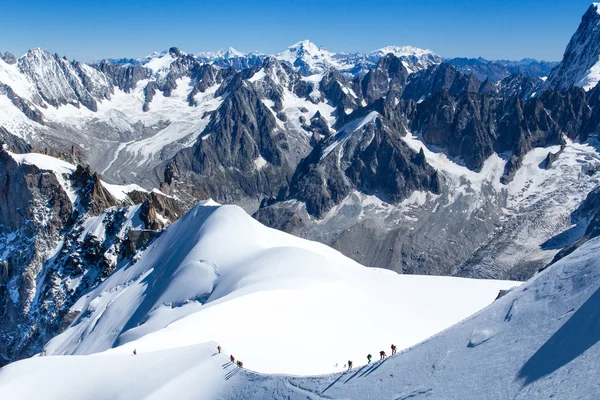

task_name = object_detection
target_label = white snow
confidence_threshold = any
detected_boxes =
[253,156,267,170]
[36,202,516,378]
[400,131,506,193]
[321,111,379,161]
[7,150,76,176]
[144,53,175,75]
[276,40,340,72]
[100,181,146,201]
[6,150,78,203]
[5,209,600,399]
[545,5,600,91]
[247,69,266,83]
[371,45,437,59]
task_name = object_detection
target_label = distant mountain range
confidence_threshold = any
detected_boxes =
[97,39,557,80]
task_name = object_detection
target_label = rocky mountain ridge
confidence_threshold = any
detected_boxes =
[0,146,188,366]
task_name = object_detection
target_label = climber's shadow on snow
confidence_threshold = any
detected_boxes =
[517,286,600,386]
[224,368,240,381]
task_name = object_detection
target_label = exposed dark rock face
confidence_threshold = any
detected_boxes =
[0,149,74,364]
[0,83,45,124]
[0,148,187,366]
[71,165,120,215]
[17,49,113,111]
[2,51,17,65]
[409,83,598,181]
[187,64,223,106]
[447,57,558,82]
[143,82,158,112]
[320,70,360,112]
[544,3,600,91]
[358,54,409,104]
[95,60,151,93]
[128,190,188,230]
[308,111,332,145]
[0,127,32,153]
[168,82,293,205]
[254,52,600,281]
[264,110,440,219]
[496,74,544,101]
[402,63,481,102]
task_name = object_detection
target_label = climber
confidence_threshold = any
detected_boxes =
[380,350,386,360]
[133,349,137,356]
[230,354,235,363]
[348,360,353,370]
[391,344,397,355]
[217,345,221,353]
[367,354,372,363]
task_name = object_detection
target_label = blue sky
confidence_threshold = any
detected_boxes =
[0,0,593,62]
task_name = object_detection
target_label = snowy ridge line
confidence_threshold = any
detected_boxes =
[3,149,167,207]
[34,202,517,377]
[2,225,600,398]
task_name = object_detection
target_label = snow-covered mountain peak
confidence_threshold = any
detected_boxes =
[283,40,328,57]
[371,45,437,58]
[142,51,178,75]
[196,47,247,60]
[545,3,600,91]
[277,40,332,64]
[369,45,442,73]
[222,47,245,58]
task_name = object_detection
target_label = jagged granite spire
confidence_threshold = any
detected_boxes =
[545,3,600,91]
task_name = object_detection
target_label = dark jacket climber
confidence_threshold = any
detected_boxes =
[217,345,221,353]
[391,344,397,355]
[348,360,353,370]
[367,354,372,363]
[230,355,235,363]
[380,350,386,360]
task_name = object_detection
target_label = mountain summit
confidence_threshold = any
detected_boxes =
[545,3,600,90]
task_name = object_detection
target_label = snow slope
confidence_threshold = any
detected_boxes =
[31,202,514,376]
[545,3,600,91]
[238,236,600,399]
[2,220,600,399]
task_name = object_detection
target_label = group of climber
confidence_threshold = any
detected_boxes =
[348,344,397,370]
[216,342,399,372]
[218,345,244,368]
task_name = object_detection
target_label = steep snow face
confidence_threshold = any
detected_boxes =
[41,202,516,376]
[276,40,344,75]
[545,3,600,91]
[2,229,600,399]
[320,111,380,160]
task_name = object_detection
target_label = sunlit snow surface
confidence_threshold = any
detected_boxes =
[2,227,600,399]
[15,202,517,379]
